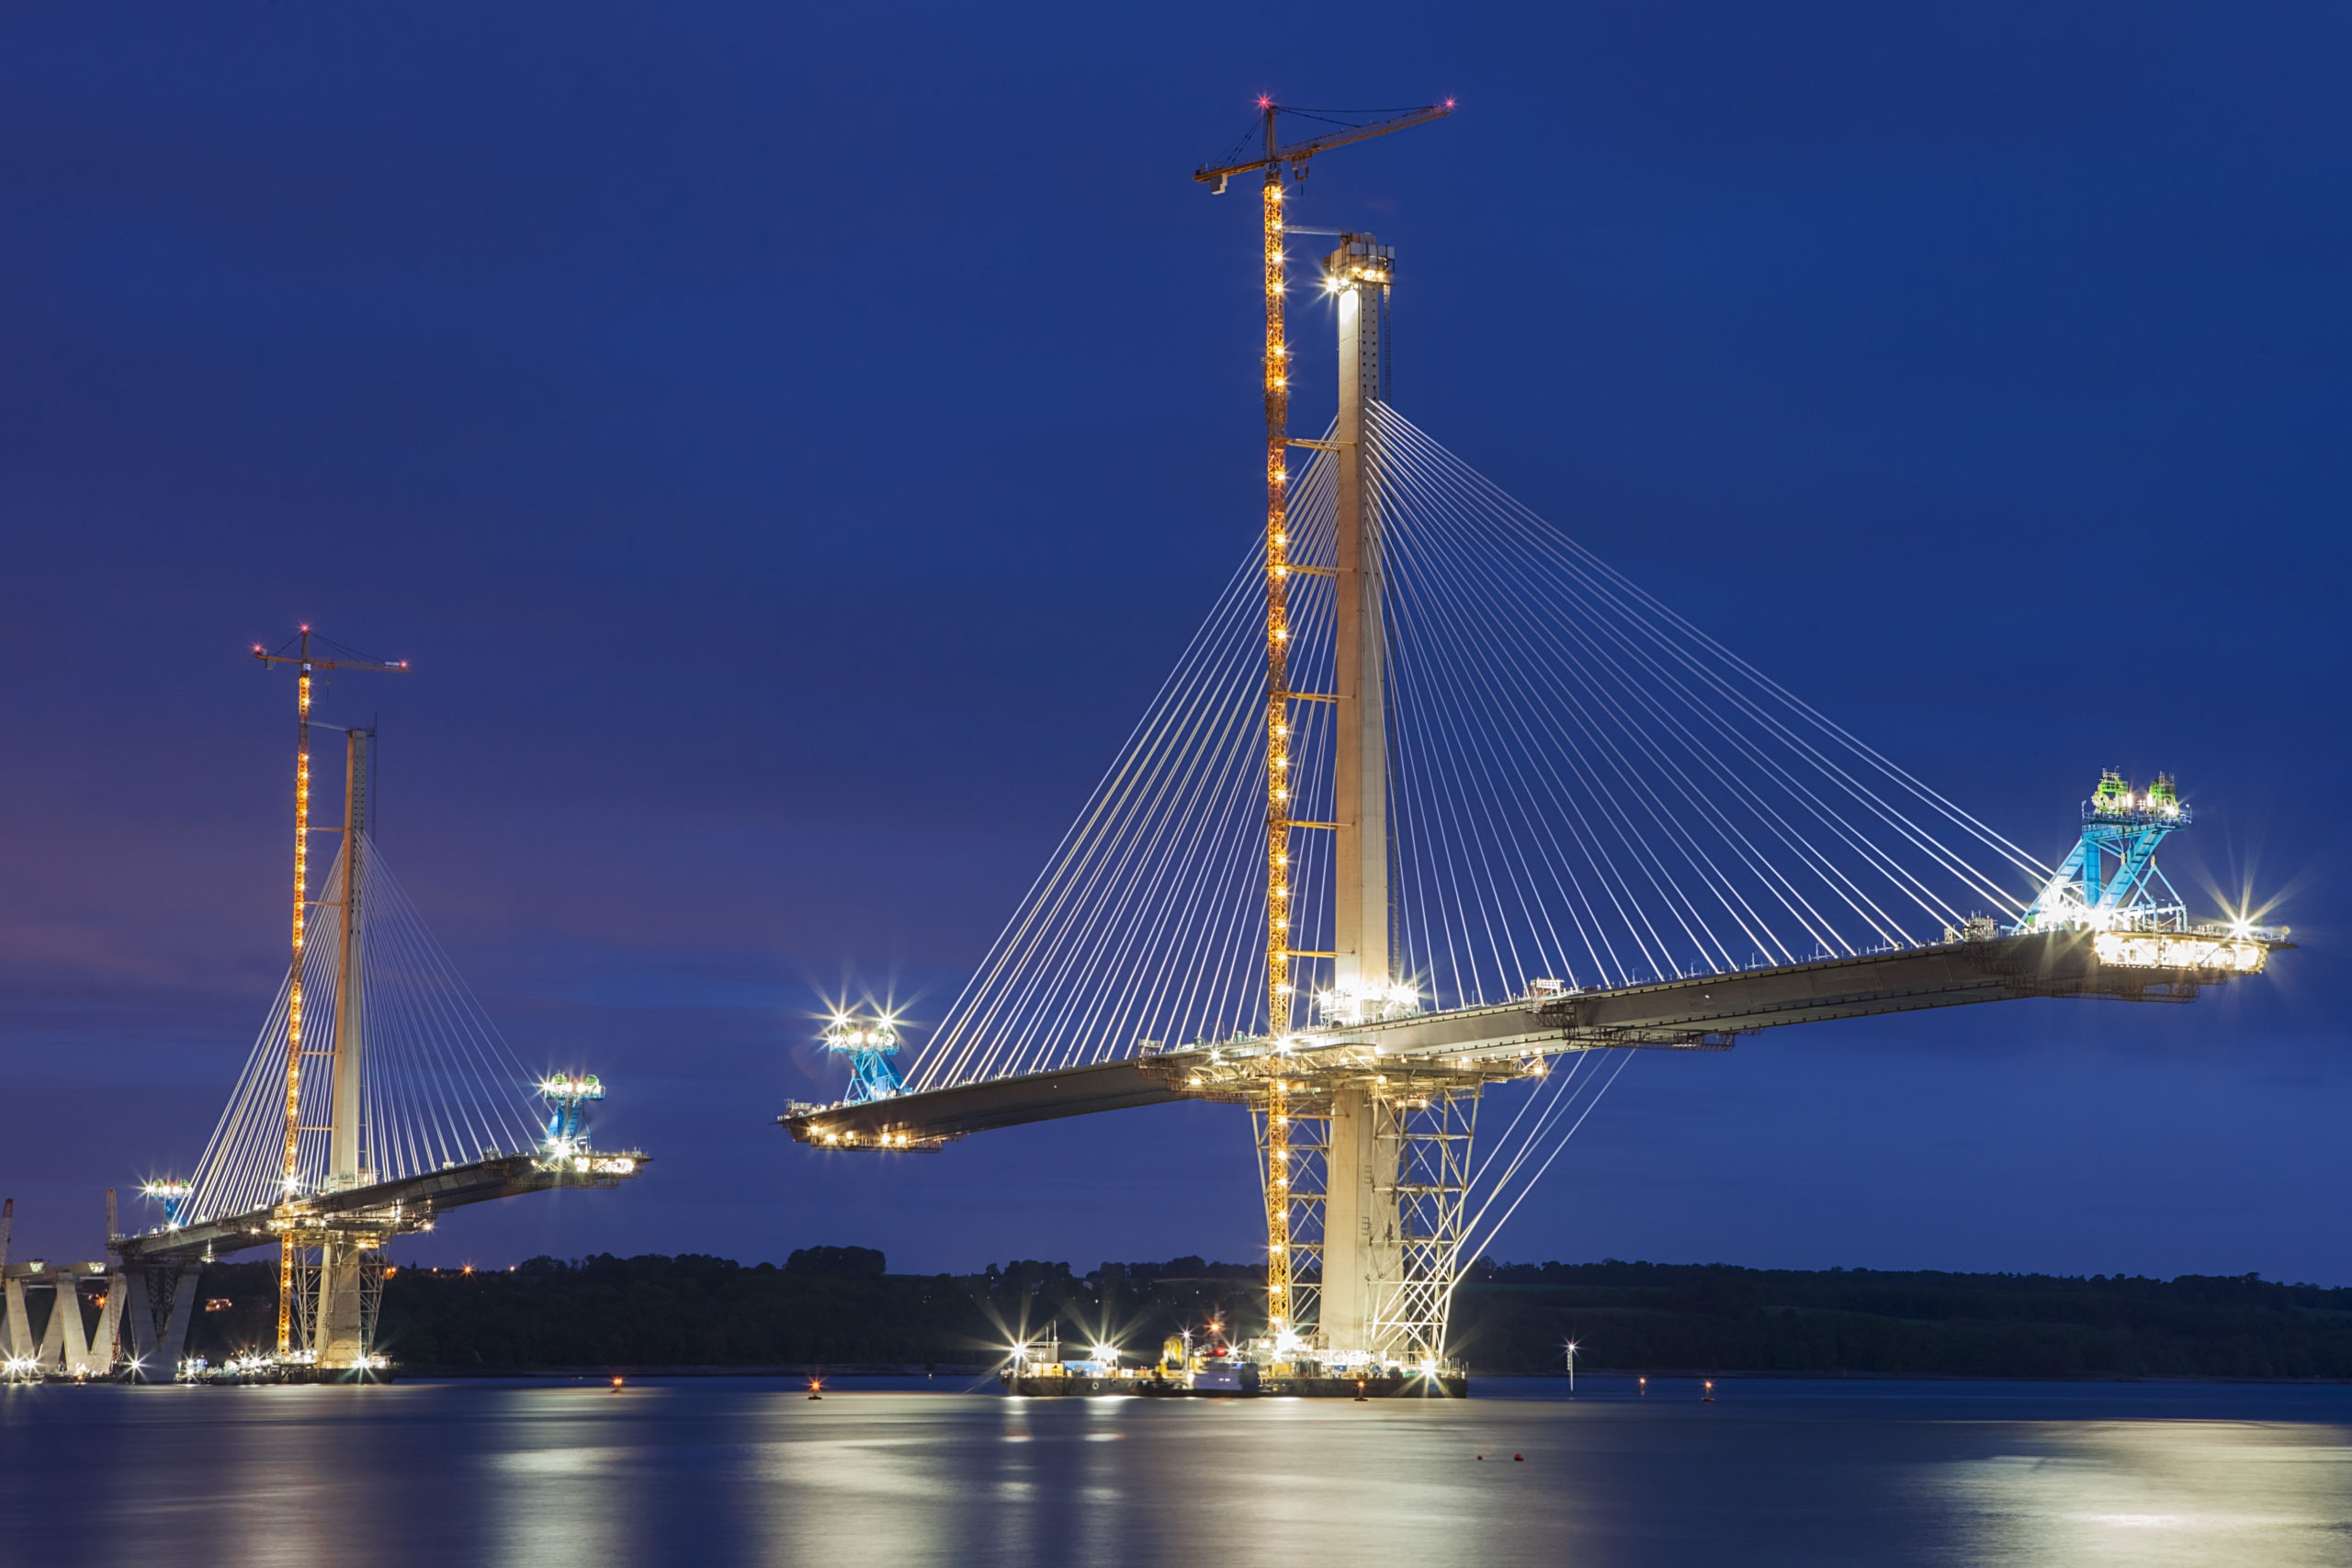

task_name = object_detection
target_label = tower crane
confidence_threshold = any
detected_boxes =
[252,628,406,1356]
[1193,98,1453,1352]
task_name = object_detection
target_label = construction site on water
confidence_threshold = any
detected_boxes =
[777,101,2290,1399]
[1,99,2290,1393]
[3,630,646,1384]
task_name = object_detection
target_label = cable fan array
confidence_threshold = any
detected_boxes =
[182,835,544,1224]
[1372,401,2045,1004]
[912,407,2046,1097]
[910,448,1342,1090]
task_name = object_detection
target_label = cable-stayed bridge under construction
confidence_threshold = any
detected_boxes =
[779,103,2288,1392]
[3,638,646,1384]
[1,102,2285,1392]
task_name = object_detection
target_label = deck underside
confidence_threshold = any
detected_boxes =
[780,930,2267,1150]
[116,1151,648,1264]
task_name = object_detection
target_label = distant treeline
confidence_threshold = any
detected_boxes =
[186,1251,1269,1372]
[1452,1259,2352,1380]
[182,1252,2352,1380]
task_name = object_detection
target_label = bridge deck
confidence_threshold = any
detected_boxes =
[780,929,2271,1149]
[116,1150,648,1264]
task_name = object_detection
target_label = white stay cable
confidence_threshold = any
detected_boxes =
[179,835,543,1223]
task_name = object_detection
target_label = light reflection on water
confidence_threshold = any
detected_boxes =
[3,1378,2346,1566]
[1932,1424,2352,1567]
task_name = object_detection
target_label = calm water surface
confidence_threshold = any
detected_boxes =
[6,1376,2349,1566]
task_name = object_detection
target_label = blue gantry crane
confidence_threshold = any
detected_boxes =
[824,1013,906,1104]
[2017,771,2191,931]
[538,1073,606,1155]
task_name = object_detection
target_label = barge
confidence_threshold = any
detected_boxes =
[996,1328,1466,1399]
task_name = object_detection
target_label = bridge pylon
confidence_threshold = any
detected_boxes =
[1295,229,1464,1368]
[316,724,377,1368]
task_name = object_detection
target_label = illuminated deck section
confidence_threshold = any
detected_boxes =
[115,1150,647,1266]
[781,927,2284,1151]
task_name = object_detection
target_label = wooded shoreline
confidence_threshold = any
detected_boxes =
[181,1250,2352,1382]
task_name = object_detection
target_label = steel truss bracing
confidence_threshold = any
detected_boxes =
[280,1226,388,1368]
[360,1246,387,1353]
[135,1265,178,1353]
[1240,1064,1491,1364]
[1369,1087,1478,1365]
[1253,1078,1482,1364]
[1255,1099,1327,1348]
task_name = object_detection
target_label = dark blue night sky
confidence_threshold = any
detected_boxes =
[3,4,2343,1280]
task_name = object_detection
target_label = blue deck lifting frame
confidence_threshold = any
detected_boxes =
[825,1014,906,1103]
[539,1073,605,1152]
[2017,771,2190,931]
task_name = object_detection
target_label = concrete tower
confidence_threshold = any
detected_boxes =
[317,726,373,1367]
[1319,233,1406,1359]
